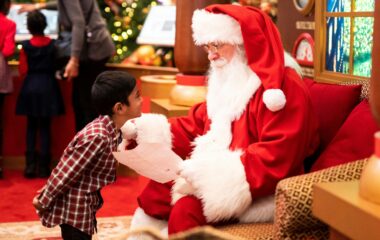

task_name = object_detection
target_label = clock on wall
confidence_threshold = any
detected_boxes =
[293,0,315,15]
[292,33,314,67]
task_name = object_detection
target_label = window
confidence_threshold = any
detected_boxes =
[315,0,374,83]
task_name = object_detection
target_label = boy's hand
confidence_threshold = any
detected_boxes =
[32,195,47,213]
[36,186,46,194]
[117,139,128,152]
[32,185,48,212]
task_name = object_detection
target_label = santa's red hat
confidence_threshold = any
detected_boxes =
[192,4,286,112]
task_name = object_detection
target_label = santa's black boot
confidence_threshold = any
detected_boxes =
[24,151,37,178]
[38,154,51,178]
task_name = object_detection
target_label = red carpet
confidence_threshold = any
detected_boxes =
[0,169,149,223]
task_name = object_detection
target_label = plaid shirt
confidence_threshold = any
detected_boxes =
[37,115,119,235]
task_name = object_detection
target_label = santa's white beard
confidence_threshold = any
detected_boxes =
[206,48,257,121]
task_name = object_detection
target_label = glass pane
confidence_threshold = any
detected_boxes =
[353,17,374,77]
[325,17,351,74]
[354,0,375,12]
[327,0,351,12]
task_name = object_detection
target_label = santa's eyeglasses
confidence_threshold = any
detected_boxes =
[201,43,226,53]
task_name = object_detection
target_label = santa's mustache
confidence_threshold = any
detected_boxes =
[210,58,228,68]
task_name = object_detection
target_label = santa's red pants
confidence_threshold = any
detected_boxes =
[138,180,207,234]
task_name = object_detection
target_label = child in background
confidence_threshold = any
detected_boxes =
[32,71,142,239]
[16,10,65,178]
[0,0,16,178]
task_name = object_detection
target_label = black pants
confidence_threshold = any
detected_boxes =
[26,116,51,156]
[60,224,91,240]
[72,58,108,132]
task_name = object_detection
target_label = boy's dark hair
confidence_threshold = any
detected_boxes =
[27,10,47,35]
[0,0,10,15]
[92,71,137,116]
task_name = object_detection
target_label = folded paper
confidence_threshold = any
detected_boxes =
[113,143,182,183]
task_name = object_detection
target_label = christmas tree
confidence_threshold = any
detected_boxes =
[98,0,159,63]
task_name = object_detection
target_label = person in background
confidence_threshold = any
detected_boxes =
[16,10,65,178]
[0,0,16,179]
[32,71,142,239]
[127,4,319,236]
[18,0,115,132]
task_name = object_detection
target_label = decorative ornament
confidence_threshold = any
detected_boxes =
[292,33,314,67]
[104,0,120,16]
[123,16,131,26]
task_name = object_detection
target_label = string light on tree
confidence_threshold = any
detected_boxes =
[99,0,159,63]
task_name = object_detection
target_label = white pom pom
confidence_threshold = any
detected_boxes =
[262,89,286,112]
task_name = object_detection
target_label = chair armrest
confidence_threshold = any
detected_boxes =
[274,159,367,239]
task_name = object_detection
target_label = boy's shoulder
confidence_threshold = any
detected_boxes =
[79,115,116,138]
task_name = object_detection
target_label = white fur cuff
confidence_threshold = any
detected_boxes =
[129,207,168,239]
[238,195,275,223]
[179,149,252,222]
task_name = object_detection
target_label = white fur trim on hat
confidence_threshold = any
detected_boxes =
[238,195,275,223]
[192,9,243,45]
[263,89,286,112]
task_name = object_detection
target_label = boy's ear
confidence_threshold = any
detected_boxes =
[113,102,124,114]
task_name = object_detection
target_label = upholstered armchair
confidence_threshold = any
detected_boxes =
[121,80,377,240]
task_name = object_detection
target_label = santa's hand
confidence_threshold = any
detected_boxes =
[120,120,137,141]
[177,160,199,189]
[171,175,197,204]
[174,177,196,195]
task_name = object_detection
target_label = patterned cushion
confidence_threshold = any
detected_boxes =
[218,222,275,240]
[173,225,259,240]
[274,159,367,239]
[340,79,370,100]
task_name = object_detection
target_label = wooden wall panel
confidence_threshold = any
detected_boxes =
[277,1,315,66]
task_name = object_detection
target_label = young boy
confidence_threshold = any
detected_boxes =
[32,71,142,239]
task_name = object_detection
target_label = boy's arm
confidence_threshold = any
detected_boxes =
[38,134,108,209]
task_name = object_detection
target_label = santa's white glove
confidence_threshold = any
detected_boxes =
[171,161,198,204]
[120,119,138,141]
[177,160,201,190]
[174,176,196,195]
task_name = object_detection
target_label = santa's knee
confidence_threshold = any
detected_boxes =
[168,196,207,234]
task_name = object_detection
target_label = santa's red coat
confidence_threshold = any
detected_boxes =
[137,67,319,224]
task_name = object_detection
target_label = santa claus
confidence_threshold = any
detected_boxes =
[127,4,319,237]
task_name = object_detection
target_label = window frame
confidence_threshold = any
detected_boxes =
[314,0,374,83]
